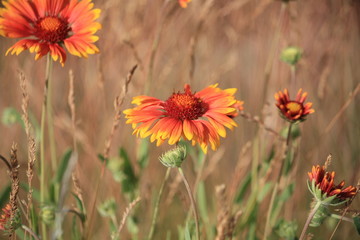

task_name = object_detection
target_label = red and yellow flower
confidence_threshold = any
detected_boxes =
[0,0,101,66]
[123,84,243,153]
[0,204,11,231]
[308,165,357,200]
[179,0,191,8]
[275,88,314,122]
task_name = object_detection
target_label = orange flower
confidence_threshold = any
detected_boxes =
[275,88,314,122]
[308,165,357,200]
[0,204,11,231]
[0,0,101,66]
[179,0,191,8]
[123,84,243,153]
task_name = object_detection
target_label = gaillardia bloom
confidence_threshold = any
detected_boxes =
[0,204,11,231]
[0,0,101,66]
[275,88,314,122]
[179,0,191,8]
[308,165,357,201]
[123,84,243,153]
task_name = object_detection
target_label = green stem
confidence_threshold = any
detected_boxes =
[147,168,171,240]
[299,201,322,240]
[262,122,293,240]
[178,167,200,240]
[40,54,52,240]
[329,214,354,223]
[46,58,57,171]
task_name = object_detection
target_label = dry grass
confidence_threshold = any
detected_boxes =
[0,0,359,239]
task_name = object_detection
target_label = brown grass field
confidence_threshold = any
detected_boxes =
[0,0,359,239]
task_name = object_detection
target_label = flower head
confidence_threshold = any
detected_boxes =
[123,84,243,153]
[275,88,314,122]
[308,165,357,202]
[0,0,101,66]
[0,204,11,231]
[0,204,20,232]
[179,0,191,8]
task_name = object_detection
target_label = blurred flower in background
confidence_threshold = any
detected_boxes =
[0,204,11,231]
[0,0,101,66]
[178,0,192,8]
[124,84,243,153]
[275,88,314,123]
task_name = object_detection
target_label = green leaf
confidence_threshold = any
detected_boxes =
[197,181,208,222]
[185,223,192,240]
[353,216,360,235]
[257,182,273,202]
[98,153,107,163]
[71,216,81,240]
[54,149,73,183]
[20,183,41,203]
[0,185,11,207]
[72,193,85,215]
[119,147,138,196]
[235,172,251,204]
[137,139,149,169]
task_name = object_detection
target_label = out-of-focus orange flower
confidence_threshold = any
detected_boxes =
[308,165,357,200]
[179,0,192,8]
[0,0,101,66]
[0,204,11,231]
[123,84,243,153]
[274,88,314,122]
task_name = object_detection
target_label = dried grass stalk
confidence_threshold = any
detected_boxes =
[215,185,242,240]
[9,143,20,240]
[115,197,141,238]
[19,71,37,228]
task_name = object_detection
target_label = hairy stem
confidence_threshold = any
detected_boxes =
[147,168,171,240]
[40,54,53,240]
[178,167,200,240]
[299,201,322,240]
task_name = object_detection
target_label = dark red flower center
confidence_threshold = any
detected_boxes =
[286,101,303,114]
[163,92,208,120]
[34,16,71,43]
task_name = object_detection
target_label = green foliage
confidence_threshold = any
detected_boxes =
[275,219,298,240]
[2,107,23,126]
[0,185,11,208]
[354,216,360,235]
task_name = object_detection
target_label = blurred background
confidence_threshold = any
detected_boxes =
[0,0,359,239]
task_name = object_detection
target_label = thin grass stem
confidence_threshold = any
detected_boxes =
[262,122,293,239]
[178,167,200,240]
[147,168,171,240]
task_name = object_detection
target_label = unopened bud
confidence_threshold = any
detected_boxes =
[281,46,302,66]
[159,145,187,168]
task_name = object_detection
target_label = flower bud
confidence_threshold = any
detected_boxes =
[159,145,187,168]
[280,46,302,66]
[40,205,56,225]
